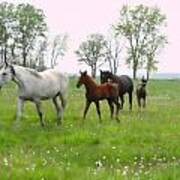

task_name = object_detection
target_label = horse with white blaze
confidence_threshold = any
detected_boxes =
[0,62,68,127]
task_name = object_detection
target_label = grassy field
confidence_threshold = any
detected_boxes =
[0,78,180,179]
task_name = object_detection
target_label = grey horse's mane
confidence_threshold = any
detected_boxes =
[25,68,42,79]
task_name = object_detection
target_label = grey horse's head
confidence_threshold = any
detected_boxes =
[0,62,15,89]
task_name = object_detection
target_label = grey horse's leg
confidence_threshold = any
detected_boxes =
[52,97,62,125]
[16,97,24,122]
[58,92,67,121]
[34,101,45,127]
[59,92,67,110]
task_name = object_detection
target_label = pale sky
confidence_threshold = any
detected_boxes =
[2,0,180,75]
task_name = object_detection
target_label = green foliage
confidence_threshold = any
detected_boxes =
[105,31,125,74]
[15,3,47,66]
[115,5,167,79]
[0,2,47,66]
[0,79,180,179]
[50,34,68,68]
[0,2,16,62]
[76,33,107,77]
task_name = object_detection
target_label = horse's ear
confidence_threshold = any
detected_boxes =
[79,70,82,75]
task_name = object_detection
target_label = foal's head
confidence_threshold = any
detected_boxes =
[0,62,15,89]
[141,76,148,87]
[76,71,88,88]
[100,70,113,84]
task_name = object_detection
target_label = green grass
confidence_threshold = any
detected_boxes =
[0,79,180,179]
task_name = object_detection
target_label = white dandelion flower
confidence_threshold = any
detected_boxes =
[95,160,103,168]
[3,157,8,166]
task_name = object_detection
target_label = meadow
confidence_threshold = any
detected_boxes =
[0,78,180,180]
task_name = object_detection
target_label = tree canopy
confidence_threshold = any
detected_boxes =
[75,33,107,78]
[115,5,167,79]
[0,2,47,67]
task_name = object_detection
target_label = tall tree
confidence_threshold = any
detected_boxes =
[33,38,48,70]
[50,34,68,68]
[105,32,125,74]
[0,2,15,63]
[15,3,47,67]
[75,33,107,78]
[143,33,167,80]
[115,5,167,79]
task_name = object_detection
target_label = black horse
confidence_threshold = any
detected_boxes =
[100,70,134,110]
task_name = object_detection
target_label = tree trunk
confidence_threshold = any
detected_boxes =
[23,48,27,67]
[146,69,150,80]
[114,60,117,75]
[146,58,152,80]
[51,58,54,68]
[133,69,136,80]
[133,63,137,80]
[108,58,113,73]
[23,54,26,67]
[0,47,3,63]
[133,55,138,80]
[4,45,7,63]
[91,65,96,78]
[11,43,16,60]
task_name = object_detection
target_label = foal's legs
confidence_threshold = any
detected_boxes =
[94,101,102,122]
[113,98,121,122]
[143,97,146,108]
[137,96,141,108]
[107,99,114,119]
[34,100,45,127]
[83,100,91,119]
[16,97,24,122]
[52,97,62,125]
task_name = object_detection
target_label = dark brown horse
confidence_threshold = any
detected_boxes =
[100,70,134,110]
[136,76,148,108]
[76,71,120,122]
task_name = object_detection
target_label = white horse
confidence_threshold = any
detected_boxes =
[0,62,68,126]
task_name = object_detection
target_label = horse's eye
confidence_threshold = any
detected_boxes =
[2,72,7,76]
